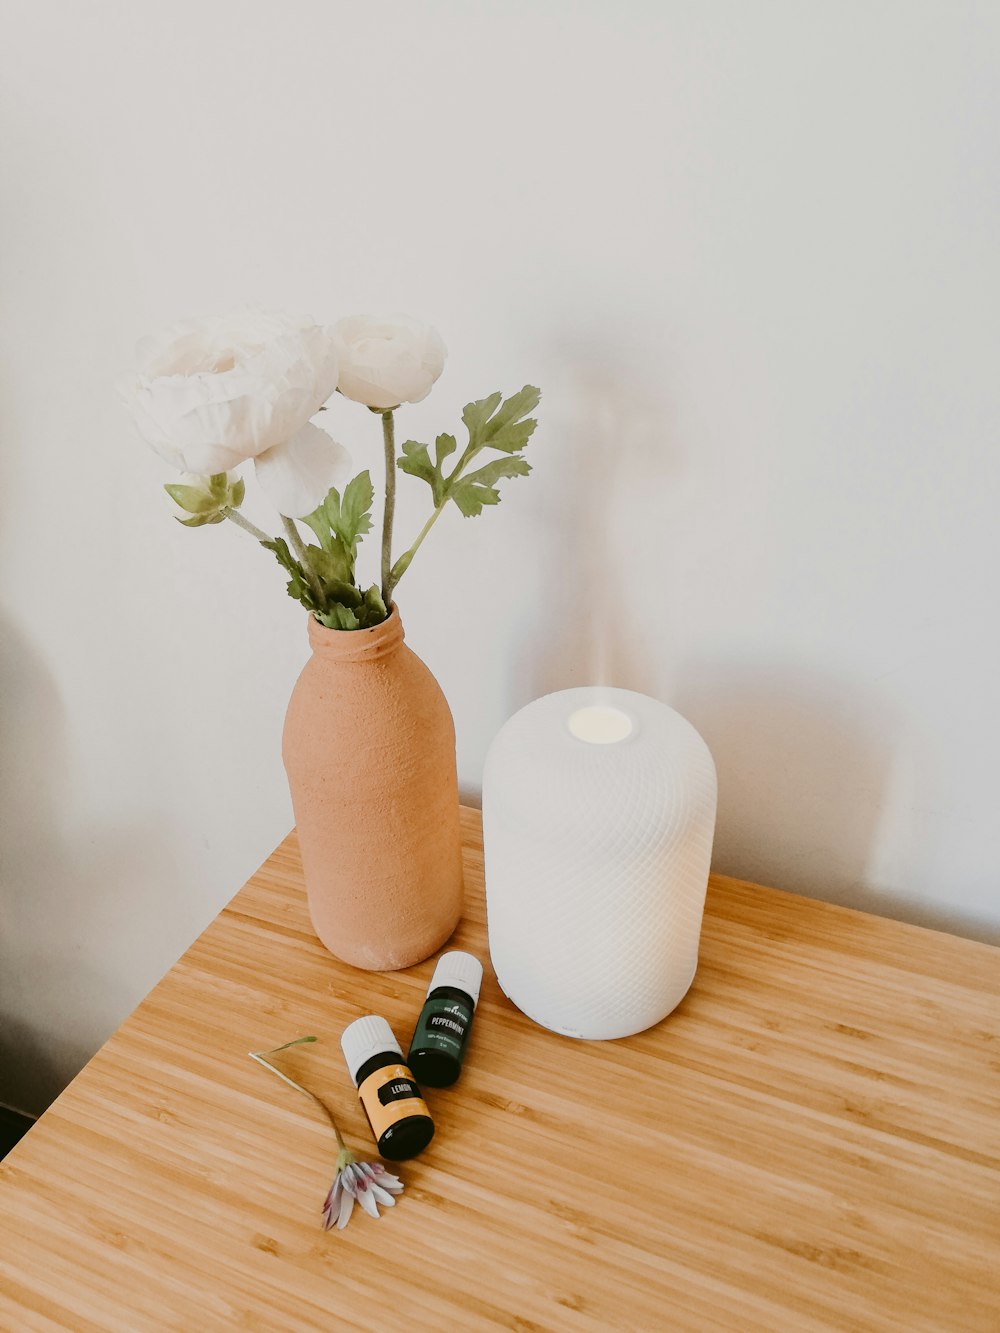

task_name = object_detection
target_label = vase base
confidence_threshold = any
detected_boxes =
[313,911,462,973]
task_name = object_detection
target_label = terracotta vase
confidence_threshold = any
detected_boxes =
[283,609,464,971]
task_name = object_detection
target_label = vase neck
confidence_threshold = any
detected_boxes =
[307,608,405,663]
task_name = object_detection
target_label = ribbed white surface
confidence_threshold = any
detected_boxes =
[483,688,717,1040]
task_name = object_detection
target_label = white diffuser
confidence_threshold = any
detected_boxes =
[482,687,717,1040]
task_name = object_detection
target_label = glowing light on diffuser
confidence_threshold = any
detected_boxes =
[567,706,633,744]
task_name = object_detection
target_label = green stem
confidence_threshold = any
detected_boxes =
[382,416,498,601]
[385,436,484,599]
[248,1037,348,1153]
[224,509,270,542]
[386,504,446,600]
[381,410,396,607]
[281,516,326,611]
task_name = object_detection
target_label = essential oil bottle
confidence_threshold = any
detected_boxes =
[340,1015,434,1161]
[407,951,483,1087]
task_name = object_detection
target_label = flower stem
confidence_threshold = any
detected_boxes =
[281,516,326,611]
[381,409,396,607]
[384,436,485,600]
[386,504,445,600]
[248,1037,348,1151]
[224,509,271,542]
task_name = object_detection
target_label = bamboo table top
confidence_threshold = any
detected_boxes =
[1,807,999,1332]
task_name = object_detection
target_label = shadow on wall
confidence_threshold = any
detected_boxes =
[500,349,994,944]
[0,614,179,1115]
[675,661,997,945]
[673,662,894,905]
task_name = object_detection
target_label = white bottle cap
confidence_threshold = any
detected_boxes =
[340,1015,402,1087]
[429,951,484,1008]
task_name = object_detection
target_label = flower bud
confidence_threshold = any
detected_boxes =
[332,314,446,410]
[164,471,245,527]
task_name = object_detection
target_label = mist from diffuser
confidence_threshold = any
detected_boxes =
[482,687,717,1041]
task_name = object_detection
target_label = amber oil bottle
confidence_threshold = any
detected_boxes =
[340,1015,434,1160]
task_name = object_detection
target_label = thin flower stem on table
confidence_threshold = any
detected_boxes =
[248,1035,404,1229]
[248,1036,345,1146]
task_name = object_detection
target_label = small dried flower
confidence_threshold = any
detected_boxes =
[249,1036,404,1232]
[323,1150,404,1230]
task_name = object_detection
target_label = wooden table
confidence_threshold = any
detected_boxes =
[1,808,998,1331]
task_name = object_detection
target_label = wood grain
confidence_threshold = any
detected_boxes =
[1,807,998,1331]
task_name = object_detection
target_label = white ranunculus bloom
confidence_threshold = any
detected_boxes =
[333,314,446,410]
[253,422,352,518]
[121,310,343,511]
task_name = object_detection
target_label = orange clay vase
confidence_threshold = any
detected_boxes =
[282,608,464,971]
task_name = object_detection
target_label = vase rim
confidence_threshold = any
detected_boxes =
[306,604,405,662]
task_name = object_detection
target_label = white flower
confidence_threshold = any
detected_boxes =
[333,314,446,410]
[323,1158,404,1230]
[121,309,347,514]
[254,423,352,518]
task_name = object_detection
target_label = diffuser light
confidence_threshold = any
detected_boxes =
[567,705,634,744]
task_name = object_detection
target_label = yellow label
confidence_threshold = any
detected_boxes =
[358,1063,430,1142]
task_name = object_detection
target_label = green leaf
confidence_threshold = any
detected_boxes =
[305,542,353,585]
[317,602,361,631]
[260,538,319,610]
[165,483,219,515]
[462,456,532,488]
[394,382,541,551]
[461,392,503,445]
[323,579,362,608]
[451,480,503,517]
[447,455,530,518]
[175,511,225,527]
[434,433,457,468]
[230,477,246,507]
[398,440,443,505]
[338,471,375,550]
[261,536,296,572]
[301,502,333,549]
[483,385,542,442]
[323,487,342,523]
[302,474,372,557]
[357,584,389,627]
[489,417,538,454]
[290,576,315,605]
[398,439,434,481]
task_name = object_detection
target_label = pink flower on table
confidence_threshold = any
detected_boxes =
[323,1157,404,1230]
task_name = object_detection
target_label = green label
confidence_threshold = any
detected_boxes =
[412,995,473,1061]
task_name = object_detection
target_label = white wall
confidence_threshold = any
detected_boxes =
[3,1,998,1114]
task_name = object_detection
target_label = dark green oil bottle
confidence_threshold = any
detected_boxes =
[407,951,483,1088]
